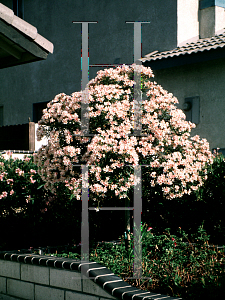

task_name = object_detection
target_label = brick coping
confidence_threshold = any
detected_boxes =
[0,251,182,300]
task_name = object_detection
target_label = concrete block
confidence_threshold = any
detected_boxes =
[66,291,99,300]
[82,278,117,299]
[7,279,34,300]
[35,285,64,300]
[0,261,20,279]
[50,268,82,292]
[0,276,6,293]
[21,264,49,285]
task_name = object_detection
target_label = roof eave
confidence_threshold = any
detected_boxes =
[142,46,225,70]
[0,19,52,69]
[0,3,53,69]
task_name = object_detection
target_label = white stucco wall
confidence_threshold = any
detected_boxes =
[177,0,199,46]
[215,6,225,34]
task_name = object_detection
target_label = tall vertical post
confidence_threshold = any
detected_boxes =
[128,22,149,278]
[80,164,89,276]
[125,21,150,63]
[72,22,97,274]
[81,165,89,260]
[126,21,150,137]
[126,21,149,278]
[73,21,97,136]
[81,22,89,136]
[133,60,142,137]
[133,165,142,278]
[81,22,89,91]
[133,22,142,63]
[72,20,150,280]
[125,197,131,248]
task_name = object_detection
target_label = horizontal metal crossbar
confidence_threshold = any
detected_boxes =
[72,133,149,136]
[72,21,98,23]
[125,21,151,23]
[89,64,133,67]
[89,207,134,211]
[72,164,151,167]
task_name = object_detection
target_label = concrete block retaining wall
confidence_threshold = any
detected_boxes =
[0,252,181,300]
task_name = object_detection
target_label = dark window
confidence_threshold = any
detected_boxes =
[13,0,24,19]
[33,102,48,123]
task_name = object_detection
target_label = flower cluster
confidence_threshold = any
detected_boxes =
[0,154,50,216]
[36,64,213,203]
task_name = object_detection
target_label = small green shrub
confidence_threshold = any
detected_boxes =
[0,154,50,249]
[141,152,225,246]
[196,152,225,243]
[0,154,82,249]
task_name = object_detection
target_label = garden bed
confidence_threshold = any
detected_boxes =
[39,224,225,300]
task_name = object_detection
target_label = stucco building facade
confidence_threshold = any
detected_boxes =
[0,0,225,151]
[141,0,225,151]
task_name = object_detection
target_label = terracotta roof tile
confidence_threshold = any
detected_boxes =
[140,33,225,63]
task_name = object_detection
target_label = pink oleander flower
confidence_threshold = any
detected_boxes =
[35,64,213,204]
[26,195,31,203]
[6,179,13,185]
[0,191,8,199]
[15,168,24,176]
[24,156,31,162]
[30,176,36,184]
[172,238,177,247]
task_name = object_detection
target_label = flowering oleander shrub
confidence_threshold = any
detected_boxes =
[36,64,212,205]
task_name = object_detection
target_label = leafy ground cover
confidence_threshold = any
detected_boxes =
[47,223,225,300]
